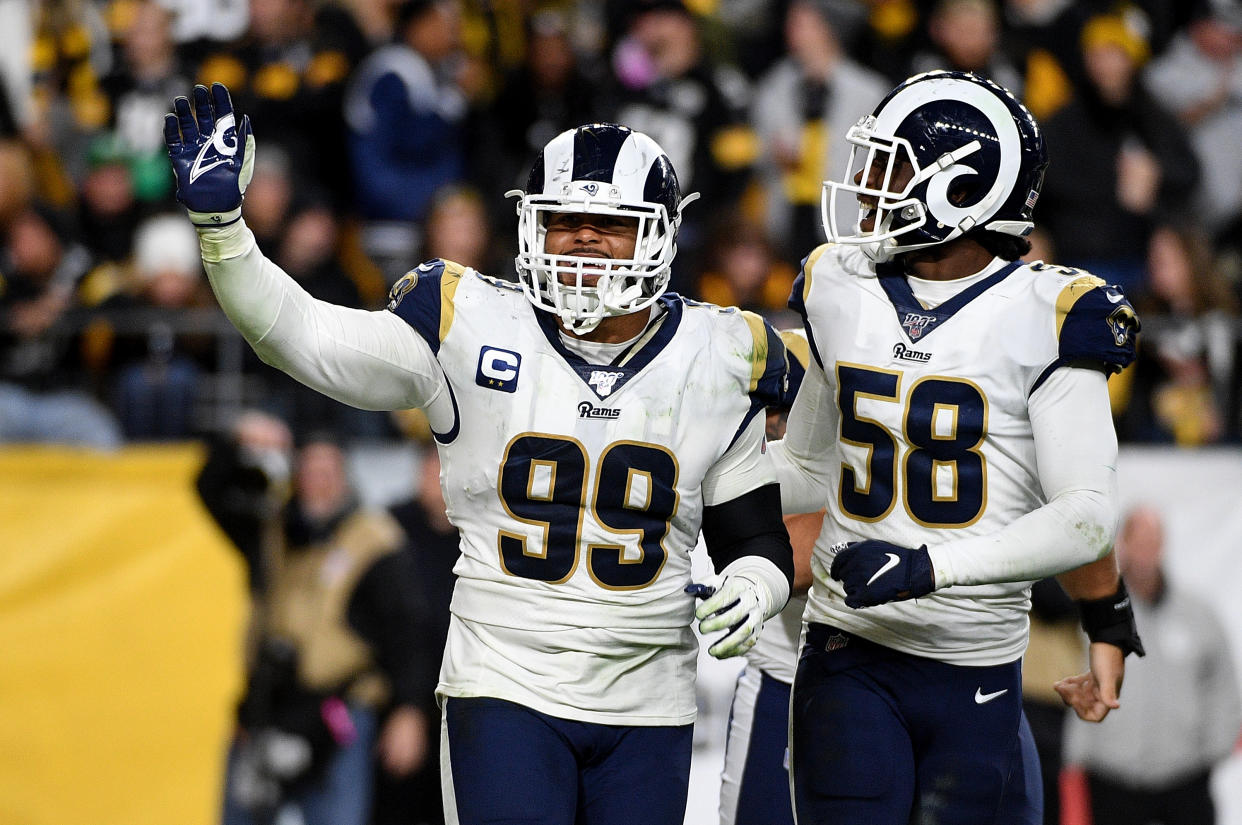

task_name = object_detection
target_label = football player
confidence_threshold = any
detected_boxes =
[767,71,1144,824]
[720,328,1135,825]
[165,84,794,824]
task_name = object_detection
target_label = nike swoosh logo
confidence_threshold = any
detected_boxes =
[189,112,238,184]
[974,687,1008,704]
[865,553,901,586]
[1105,290,1124,304]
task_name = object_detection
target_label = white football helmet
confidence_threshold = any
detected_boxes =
[507,123,698,334]
[821,71,1048,263]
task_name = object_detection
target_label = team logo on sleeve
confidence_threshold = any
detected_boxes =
[1107,305,1139,347]
[386,270,419,311]
[476,346,521,392]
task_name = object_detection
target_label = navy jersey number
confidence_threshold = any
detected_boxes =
[837,365,988,527]
[497,434,679,590]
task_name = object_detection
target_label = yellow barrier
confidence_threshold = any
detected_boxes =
[0,445,248,825]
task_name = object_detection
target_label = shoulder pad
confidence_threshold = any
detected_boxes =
[386,259,469,354]
[1054,274,1140,374]
[740,310,789,409]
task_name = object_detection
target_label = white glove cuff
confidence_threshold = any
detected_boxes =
[188,206,243,229]
[196,219,254,263]
[718,556,790,621]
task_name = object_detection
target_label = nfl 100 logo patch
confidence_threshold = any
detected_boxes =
[587,369,624,397]
[901,312,937,340]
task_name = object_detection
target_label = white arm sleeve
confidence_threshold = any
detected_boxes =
[767,357,838,514]
[701,414,776,507]
[197,220,453,422]
[928,367,1120,587]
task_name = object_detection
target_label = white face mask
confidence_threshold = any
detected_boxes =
[509,192,696,333]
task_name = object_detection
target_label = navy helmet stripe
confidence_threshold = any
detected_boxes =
[526,151,545,196]
[644,155,680,215]
[572,125,632,183]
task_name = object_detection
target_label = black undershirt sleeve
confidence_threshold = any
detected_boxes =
[700,482,794,588]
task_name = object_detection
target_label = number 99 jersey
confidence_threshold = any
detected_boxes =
[387,260,788,725]
[792,244,1138,665]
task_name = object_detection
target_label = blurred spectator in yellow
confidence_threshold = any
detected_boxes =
[912,0,1023,94]
[693,217,796,321]
[751,0,888,259]
[1039,13,1199,297]
[1000,0,1092,122]
[477,9,600,233]
[344,0,469,285]
[98,0,192,204]
[376,447,460,825]
[854,0,924,82]
[611,0,758,285]
[195,0,368,208]
[1145,2,1242,236]
[29,0,113,140]
[214,432,438,825]
[1116,224,1240,444]
[0,203,119,447]
[1065,505,1242,825]
[26,0,114,205]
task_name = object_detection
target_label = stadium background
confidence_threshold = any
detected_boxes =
[2,0,1242,822]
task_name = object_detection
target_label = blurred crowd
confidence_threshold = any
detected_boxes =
[2,0,1242,449]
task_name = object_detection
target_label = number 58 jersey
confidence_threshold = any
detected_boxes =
[792,244,1138,666]
[387,260,787,725]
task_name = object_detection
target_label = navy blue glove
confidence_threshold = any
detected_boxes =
[829,540,935,608]
[164,83,254,227]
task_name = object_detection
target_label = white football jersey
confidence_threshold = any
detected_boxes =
[743,595,806,684]
[387,260,788,725]
[792,244,1139,665]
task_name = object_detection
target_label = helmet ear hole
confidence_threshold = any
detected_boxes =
[949,181,974,206]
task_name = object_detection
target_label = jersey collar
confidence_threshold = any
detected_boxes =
[876,259,1022,344]
[531,295,684,399]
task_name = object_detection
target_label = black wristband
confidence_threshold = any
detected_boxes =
[1077,579,1146,657]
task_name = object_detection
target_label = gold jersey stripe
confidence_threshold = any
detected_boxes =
[439,262,468,342]
[801,243,833,306]
[780,329,811,370]
[741,310,770,393]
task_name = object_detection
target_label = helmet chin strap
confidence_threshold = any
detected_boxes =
[556,286,604,333]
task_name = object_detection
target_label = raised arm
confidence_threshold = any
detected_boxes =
[165,83,453,424]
